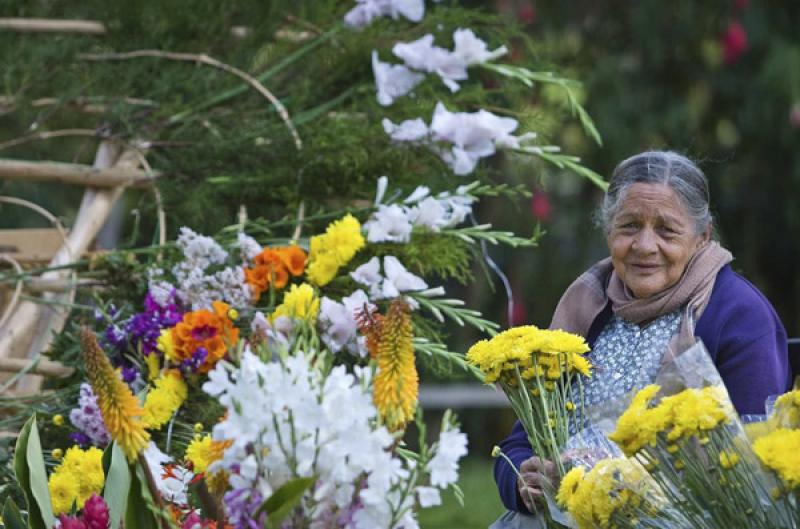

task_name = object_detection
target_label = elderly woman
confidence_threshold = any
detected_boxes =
[492,151,792,526]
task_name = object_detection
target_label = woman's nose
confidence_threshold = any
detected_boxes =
[631,227,658,253]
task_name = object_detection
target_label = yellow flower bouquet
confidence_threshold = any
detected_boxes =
[467,326,592,522]
[599,342,798,528]
[555,456,692,529]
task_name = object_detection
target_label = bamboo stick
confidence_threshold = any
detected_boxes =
[0,18,106,34]
[0,158,158,187]
[0,357,74,377]
[24,277,101,293]
[0,141,139,395]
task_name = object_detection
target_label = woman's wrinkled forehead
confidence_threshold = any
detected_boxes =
[614,183,692,223]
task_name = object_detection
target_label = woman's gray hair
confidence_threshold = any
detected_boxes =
[599,151,713,235]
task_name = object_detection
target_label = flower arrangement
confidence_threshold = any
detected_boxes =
[551,342,800,529]
[0,1,608,527]
[467,326,592,524]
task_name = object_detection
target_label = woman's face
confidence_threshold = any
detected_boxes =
[607,183,709,299]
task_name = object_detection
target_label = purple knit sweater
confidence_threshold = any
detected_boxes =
[494,264,791,513]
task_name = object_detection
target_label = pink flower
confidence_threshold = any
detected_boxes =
[722,21,748,65]
[58,515,88,529]
[790,103,800,129]
[81,494,110,529]
[181,511,203,529]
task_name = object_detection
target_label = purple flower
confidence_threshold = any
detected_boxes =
[121,365,140,384]
[224,489,266,529]
[69,384,111,447]
[69,431,91,448]
[181,347,208,373]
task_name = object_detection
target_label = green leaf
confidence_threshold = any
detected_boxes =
[13,414,54,529]
[124,462,160,529]
[103,443,132,529]
[2,498,28,529]
[255,476,316,529]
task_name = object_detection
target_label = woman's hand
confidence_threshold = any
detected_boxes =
[517,456,558,512]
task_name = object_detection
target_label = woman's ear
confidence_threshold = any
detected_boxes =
[698,224,712,247]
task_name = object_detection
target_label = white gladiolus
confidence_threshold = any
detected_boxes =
[204,350,426,528]
[344,0,425,28]
[373,51,425,106]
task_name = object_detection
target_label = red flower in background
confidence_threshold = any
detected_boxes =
[517,2,536,25]
[511,295,528,326]
[530,191,552,222]
[734,0,749,11]
[722,21,748,65]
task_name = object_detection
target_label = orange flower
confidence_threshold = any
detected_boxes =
[275,245,307,277]
[171,301,239,373]
[81,329,150,461]
[244,245,307,302]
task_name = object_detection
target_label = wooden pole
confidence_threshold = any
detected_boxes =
[0,18,106,34]
[0,357,74,378]
[0,158,158,187]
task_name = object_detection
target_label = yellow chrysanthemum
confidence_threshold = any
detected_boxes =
[753,428,800,489]
[323,214,365,265]
[559,458,657,529]
[661,386,731,442]
[773,390,800,428]
[466,326,591,384]
[271,283,320,323]
[145,352,161,381]
[81,328,150,461]
[157,328,177,363]
[48,446,105,513]
[306,214,365,286]
[49,470,79,515]
[373,300,418,431]
[556,466,585,510]
[185,434,231,474]
[608,385,669,457]
[143,370,188,429]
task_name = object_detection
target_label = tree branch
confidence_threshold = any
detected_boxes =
[77,49,303,150]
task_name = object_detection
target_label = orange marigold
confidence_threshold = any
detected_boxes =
[275,245,307,277]
[171,301,239,373]
[243,245,307,302]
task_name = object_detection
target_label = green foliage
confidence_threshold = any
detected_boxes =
[254,476,317,529]
[362,231,474,284]
[1,498,27,529]
[102,443,132,529]
[13,415,54,529]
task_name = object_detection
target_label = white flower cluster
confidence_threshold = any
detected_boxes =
[350,256,434,308]
[171,227,251,310]
[363,176,475,243]
[374,29,507,105]
[143,442,194,505]
[235,232,262,263]
[384,102,538,175]
[204,350,425,528]
[318,289,374,356]
[344,0,425,29]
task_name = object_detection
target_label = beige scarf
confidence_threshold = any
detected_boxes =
[550,241,733,361]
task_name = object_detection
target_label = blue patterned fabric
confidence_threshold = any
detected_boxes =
[568,309,681,435]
